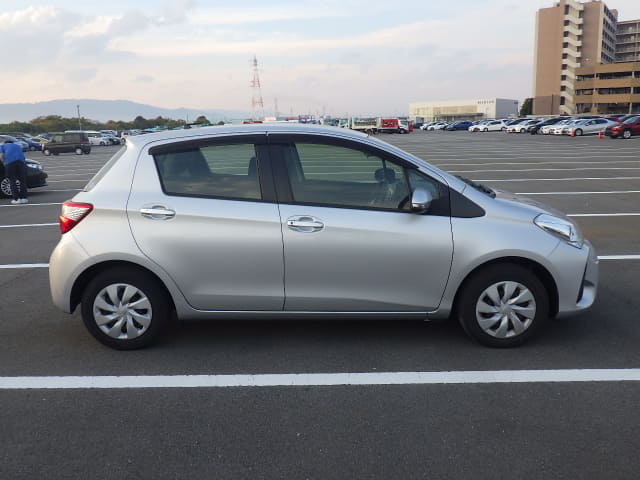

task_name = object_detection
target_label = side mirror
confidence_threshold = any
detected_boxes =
[411,188,433,214]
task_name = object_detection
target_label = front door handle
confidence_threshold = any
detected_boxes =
[286,216,324,233]
[140,206,176,220]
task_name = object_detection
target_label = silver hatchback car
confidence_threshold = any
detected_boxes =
[49,124,598,349]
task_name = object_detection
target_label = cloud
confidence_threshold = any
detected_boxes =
[135,75,155,83]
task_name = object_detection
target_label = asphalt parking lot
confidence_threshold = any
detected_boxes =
[1,131,639,479]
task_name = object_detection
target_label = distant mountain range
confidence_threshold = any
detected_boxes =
[0,99,252,123]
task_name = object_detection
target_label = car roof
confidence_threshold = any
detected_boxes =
[124,123,372,148]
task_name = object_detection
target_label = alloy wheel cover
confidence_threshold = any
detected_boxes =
[1,178,20,196]
[475,281,536,338]
[92,283,152,340]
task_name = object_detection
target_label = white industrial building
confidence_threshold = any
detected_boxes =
[409,98,519,123]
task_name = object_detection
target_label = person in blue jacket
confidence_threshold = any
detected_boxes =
[0,139,28,204]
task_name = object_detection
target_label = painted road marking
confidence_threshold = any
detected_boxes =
[0,264,49,269]
[0,223,57,228]
[1,369,640,389]
[519,190,640,195]
[0,202,62,208]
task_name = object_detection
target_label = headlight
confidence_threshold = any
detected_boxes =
[534,214,584,249]
[26,161,43,170]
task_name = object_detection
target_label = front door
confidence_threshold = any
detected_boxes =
[270,136,454,312]
[127,135,284,311]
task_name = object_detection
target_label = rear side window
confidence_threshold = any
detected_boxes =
[154,143,261,200]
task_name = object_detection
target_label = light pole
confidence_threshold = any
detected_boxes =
[77,104,82,131]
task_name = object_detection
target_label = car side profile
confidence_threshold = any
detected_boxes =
[49,125,598,350]
[605,115,640,139]
[43,132,91,156]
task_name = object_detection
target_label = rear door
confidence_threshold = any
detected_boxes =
[127,134,285,311]
[269,134,454,312]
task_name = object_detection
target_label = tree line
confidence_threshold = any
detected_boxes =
[0,115,222,135]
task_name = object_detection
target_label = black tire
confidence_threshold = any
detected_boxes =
[456,264,549,347]
[574,129,583,136]
[623,129,632,139]
[43,148,52,156]
[75,147,83,155]
[81,267,172,350]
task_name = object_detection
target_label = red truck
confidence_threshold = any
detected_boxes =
[376,118,410,134]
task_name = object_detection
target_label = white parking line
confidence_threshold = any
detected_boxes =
[0,202,62,208]
[0,263,49,269]
[568,213,640,217]
[1,369,639,389]
[0,223,57,228]
[452,167,640,173]
[481,176,640,182]
[434,160,640,167]
[519,190,640,195]
[598,255,640,260]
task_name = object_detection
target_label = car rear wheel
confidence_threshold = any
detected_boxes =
[623,130,632,139]
[81,267,171,350]
[456,264,549,347]
[75,147,83,155]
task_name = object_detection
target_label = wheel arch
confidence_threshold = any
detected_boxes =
[70,260,177,315]
[451,256,559,319]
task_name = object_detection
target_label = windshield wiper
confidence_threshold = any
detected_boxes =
[455,175,496,198]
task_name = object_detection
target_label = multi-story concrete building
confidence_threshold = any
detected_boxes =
[574,62,640,114]
[533,0,618,115]
[616,20,640,62]
[534,0,640,115]
[408,98,518,123]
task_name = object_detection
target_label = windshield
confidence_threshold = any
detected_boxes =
[623,116,640,124]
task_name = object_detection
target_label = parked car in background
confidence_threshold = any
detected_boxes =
[426,122,448,131]
[541,119,574,135]
[507,119,540,133]
[0,134,29,151]
[445,121,473,131]
[42,132,91,156]
[49,124,598,350]
[0,157,48,197]
[554,119,581,135]
[563,118,617,136]
[605,115,640,139]
[529,117,567,135]
[471,120,508,132]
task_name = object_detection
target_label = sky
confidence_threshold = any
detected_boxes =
[2,0,640,117]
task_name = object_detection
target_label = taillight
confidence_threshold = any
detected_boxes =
[59,201,93,233]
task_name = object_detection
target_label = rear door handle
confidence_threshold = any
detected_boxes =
[286,216,324,233]
[140,206,176,220]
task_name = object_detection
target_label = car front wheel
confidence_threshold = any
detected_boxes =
[623,130,632,139]
[43,148,52,156]
[81,267,171,350]
[75,147,83,155]
[456,264,549,347]
[1,177,13,197]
